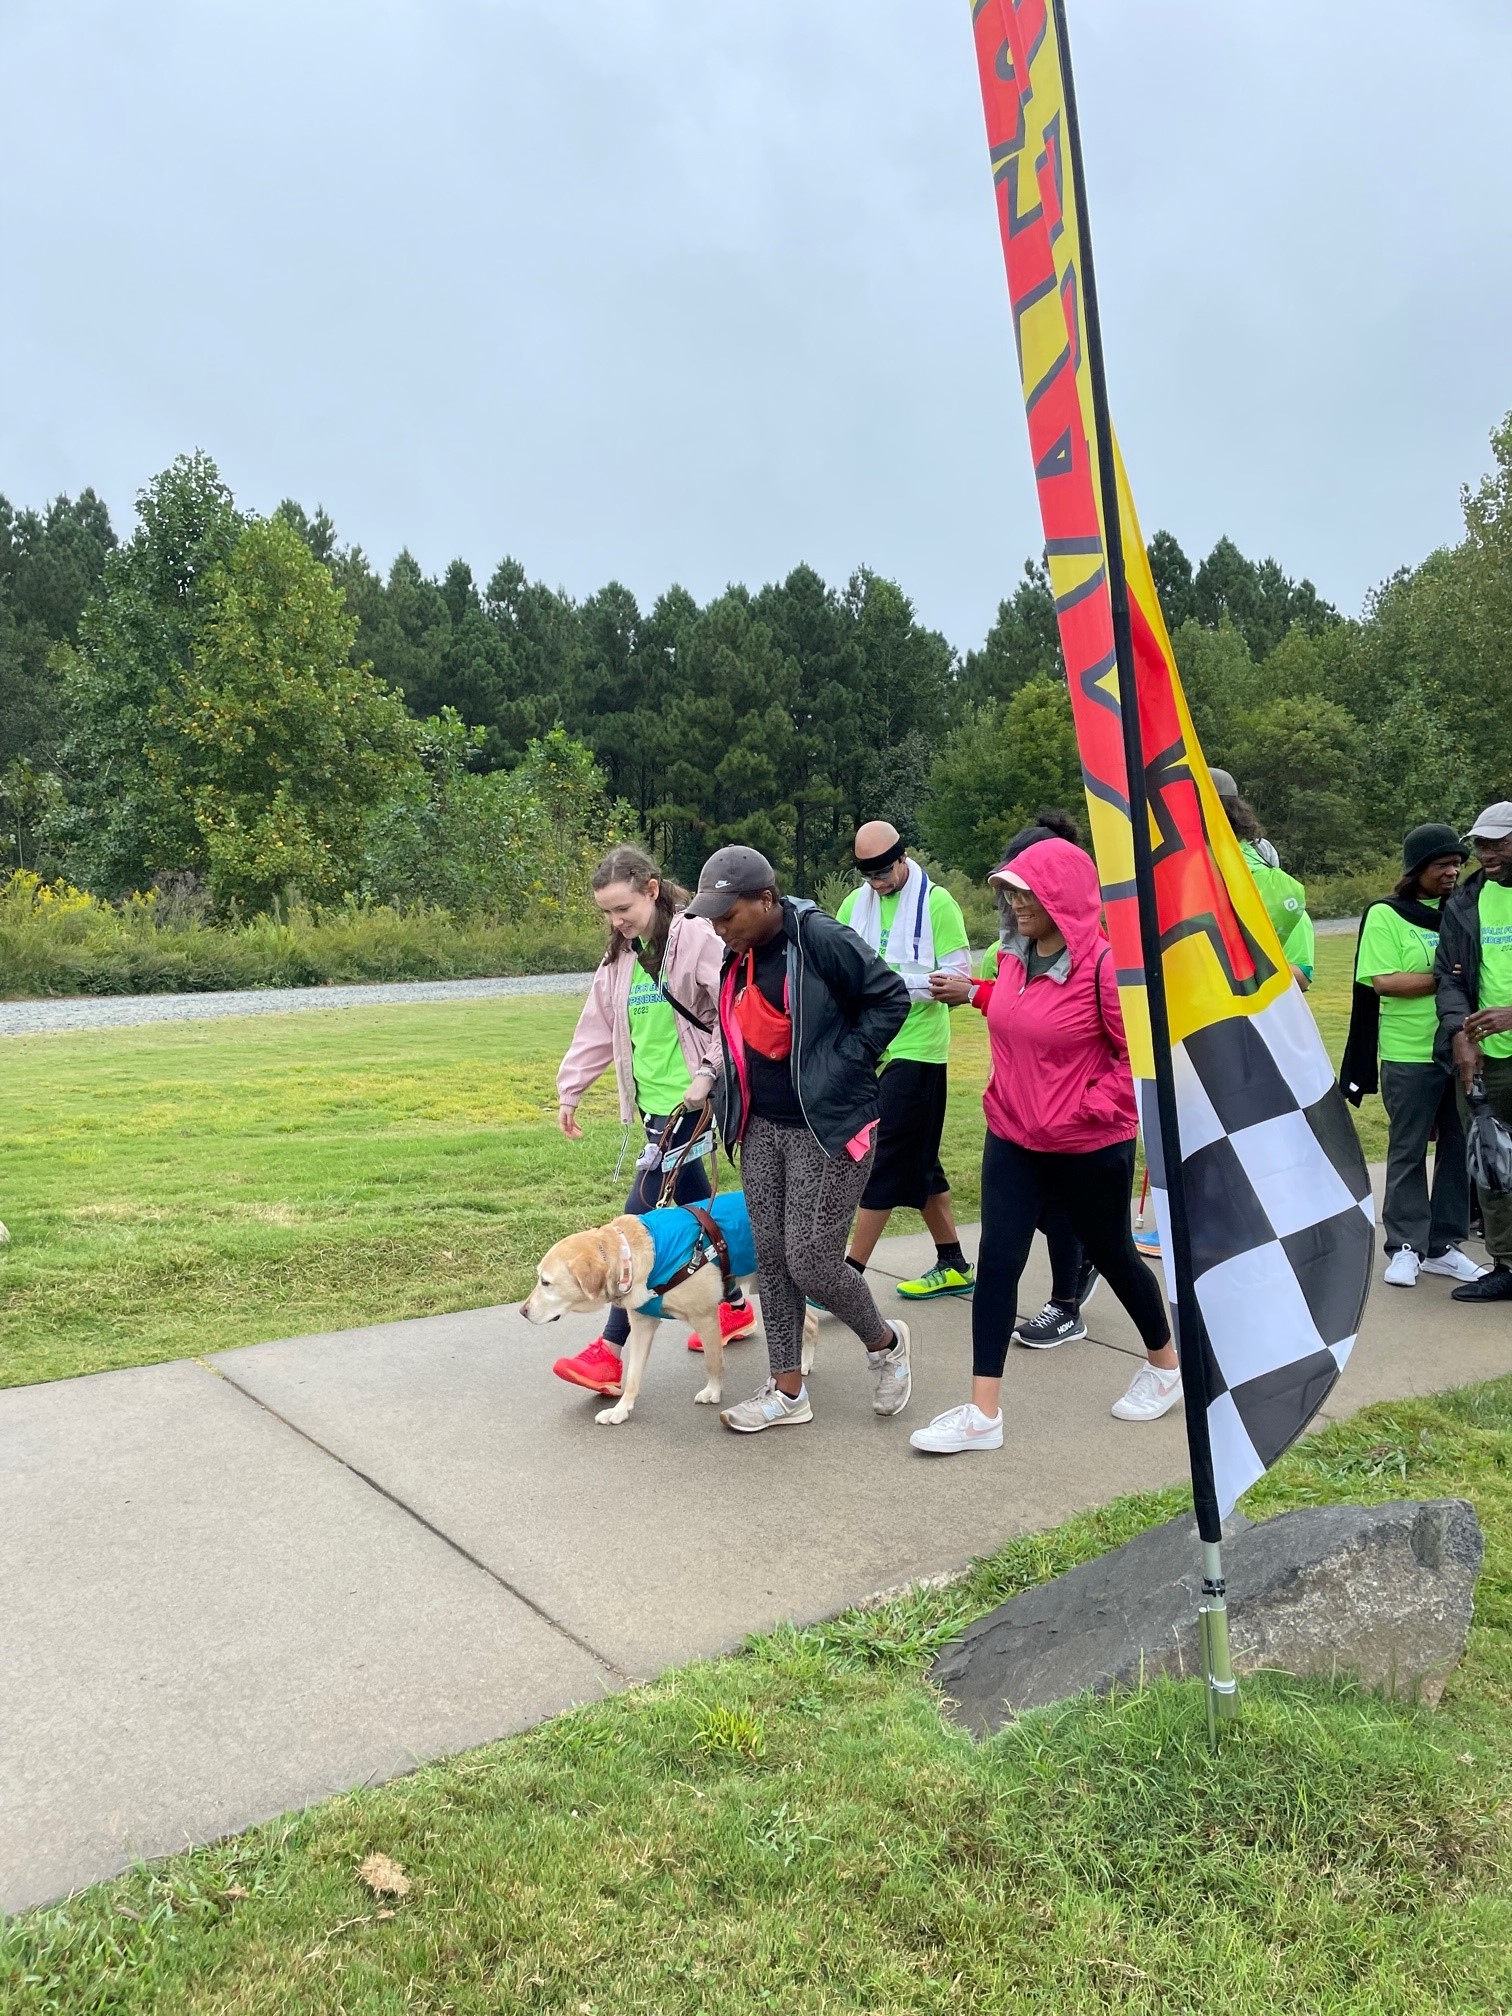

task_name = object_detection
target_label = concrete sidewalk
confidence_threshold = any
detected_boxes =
[3,1206,1509,1913]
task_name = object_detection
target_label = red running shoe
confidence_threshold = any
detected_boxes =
[688,1301,758,1353]
[718,1299,758,1343]
[552,1337,623,1395]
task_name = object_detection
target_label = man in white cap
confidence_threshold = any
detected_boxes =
[836,821,975,1299]
[1436,800,1512,1301]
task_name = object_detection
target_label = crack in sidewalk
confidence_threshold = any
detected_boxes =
[198,1360,636,1688]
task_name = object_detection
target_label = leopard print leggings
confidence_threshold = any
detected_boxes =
[741,1115,886,1374]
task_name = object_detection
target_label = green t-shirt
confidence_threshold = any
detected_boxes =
[1240,839,1314,981]
[837,881,970,1066]
[1356,901,1440,1065]
[626,966,692,1116]
[1479,880,1512,1060]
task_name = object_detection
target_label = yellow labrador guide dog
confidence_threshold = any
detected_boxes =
[522,1192,816,1426]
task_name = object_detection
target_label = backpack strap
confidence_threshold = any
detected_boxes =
[1093,947,1114,1047]
[657,983,712,1034]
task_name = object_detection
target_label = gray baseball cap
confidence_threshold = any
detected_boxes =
[684,845,778,919]
[1467,801,1512,842]
[1208,767,1239,800]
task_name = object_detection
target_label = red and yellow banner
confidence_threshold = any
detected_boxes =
[970,0,1291,1074]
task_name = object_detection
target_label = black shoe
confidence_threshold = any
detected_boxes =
[1012,1301,1087,1349]
[1076,1259,1101,1309]
[1451,1265,1512,1302]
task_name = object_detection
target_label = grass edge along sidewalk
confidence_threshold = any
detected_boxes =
[6,1378,1511,2015]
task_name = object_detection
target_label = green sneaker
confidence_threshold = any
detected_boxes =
[897,1263,974,1300]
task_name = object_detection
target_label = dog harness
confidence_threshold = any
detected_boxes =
[630,1195,758,1320]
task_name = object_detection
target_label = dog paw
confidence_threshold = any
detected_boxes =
[595,1403,631,1426]
[693,1384,721,1406]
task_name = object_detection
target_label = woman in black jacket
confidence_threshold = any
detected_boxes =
[685,845,912,1433]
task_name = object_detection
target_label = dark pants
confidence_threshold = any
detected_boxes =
[1460,1054,1512,1268]
[973,1131,1170,1380]
[1042,1205,1083,1306]
[603,1116,713,1349]
[860,1059,950,1211]
[1380,1060,1469,1258]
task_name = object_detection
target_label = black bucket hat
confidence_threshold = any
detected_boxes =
[1402,823,1467,879]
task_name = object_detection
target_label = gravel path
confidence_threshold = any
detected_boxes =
[1,921,1361,1038]
[0,973,595,1037]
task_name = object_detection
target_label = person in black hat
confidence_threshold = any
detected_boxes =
[1340,822,1484,1288]
[685,844,913,1434]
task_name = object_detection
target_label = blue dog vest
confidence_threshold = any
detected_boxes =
[634,1194,757,1319]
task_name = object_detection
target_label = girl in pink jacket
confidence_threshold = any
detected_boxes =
[552,846,755,1396]
[911,838,1181,1454]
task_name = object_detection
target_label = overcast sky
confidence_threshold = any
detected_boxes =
[3,0,1509,653]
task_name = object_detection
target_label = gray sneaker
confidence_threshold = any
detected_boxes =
[870,1320,912,1417]
[720,1378,813,1434]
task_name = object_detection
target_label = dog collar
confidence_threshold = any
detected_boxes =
[613,1233,635,1301]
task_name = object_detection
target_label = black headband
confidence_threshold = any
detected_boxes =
[856,838,906,875]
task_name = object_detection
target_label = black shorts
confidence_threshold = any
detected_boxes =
[860,1058,950,1211]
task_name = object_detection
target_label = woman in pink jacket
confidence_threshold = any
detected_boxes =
[910,837,1181,1455]
[553,845,755,1396]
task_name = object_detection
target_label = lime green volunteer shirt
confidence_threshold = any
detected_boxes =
[837,881,969,1066]
[626,966,692,1116]
[1479,879,1512,1060]
[1356,901,1440,1065]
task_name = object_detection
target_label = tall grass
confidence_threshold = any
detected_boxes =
[0,873,602,998]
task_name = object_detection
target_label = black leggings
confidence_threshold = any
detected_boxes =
[972,1130,1170,1379]
[603,1118,714,1349]
[1042,1206,1083,1306]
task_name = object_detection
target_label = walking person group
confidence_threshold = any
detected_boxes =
[551,794,1512,1453]
[551,846,757,1401]
[552,814,1182,1446]
[1342,801,1512,1304]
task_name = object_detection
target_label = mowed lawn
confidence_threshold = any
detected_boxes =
[0,938,1379,1389]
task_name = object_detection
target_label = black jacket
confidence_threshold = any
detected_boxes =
[1434,866,1488,1069]
[714,898,910,1160]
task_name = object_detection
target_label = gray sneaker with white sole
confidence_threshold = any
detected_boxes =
[720,1379,813,1433]
[869,1320,912,1416]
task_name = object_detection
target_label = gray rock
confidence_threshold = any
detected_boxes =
[934,1499,1483,1736]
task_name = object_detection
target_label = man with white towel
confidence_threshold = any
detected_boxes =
[836,821,975,1300]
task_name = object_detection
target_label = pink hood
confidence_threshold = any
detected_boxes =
[996,837,1107,969]
[981,837,1137,1154]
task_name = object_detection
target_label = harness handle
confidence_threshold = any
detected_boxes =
[684,1201,737,1300]
[654,1099,720,1210]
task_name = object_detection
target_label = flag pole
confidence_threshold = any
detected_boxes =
[1049,0,1237,1740]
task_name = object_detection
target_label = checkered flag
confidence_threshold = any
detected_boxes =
[1140,989,1374,1515]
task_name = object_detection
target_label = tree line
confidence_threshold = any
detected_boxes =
[3,415,1509,915]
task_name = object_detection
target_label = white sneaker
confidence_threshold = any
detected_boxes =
[1383,1247,1421,1287]
[909,1402,1004,1454]
[1111,1362,1183,1422]
[1421,1248,1489,1284]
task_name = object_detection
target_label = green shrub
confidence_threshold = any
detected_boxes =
[0,871,602,998]
[1304,857,1401,923]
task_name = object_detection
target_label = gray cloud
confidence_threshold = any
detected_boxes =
[2,0,1508,650]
